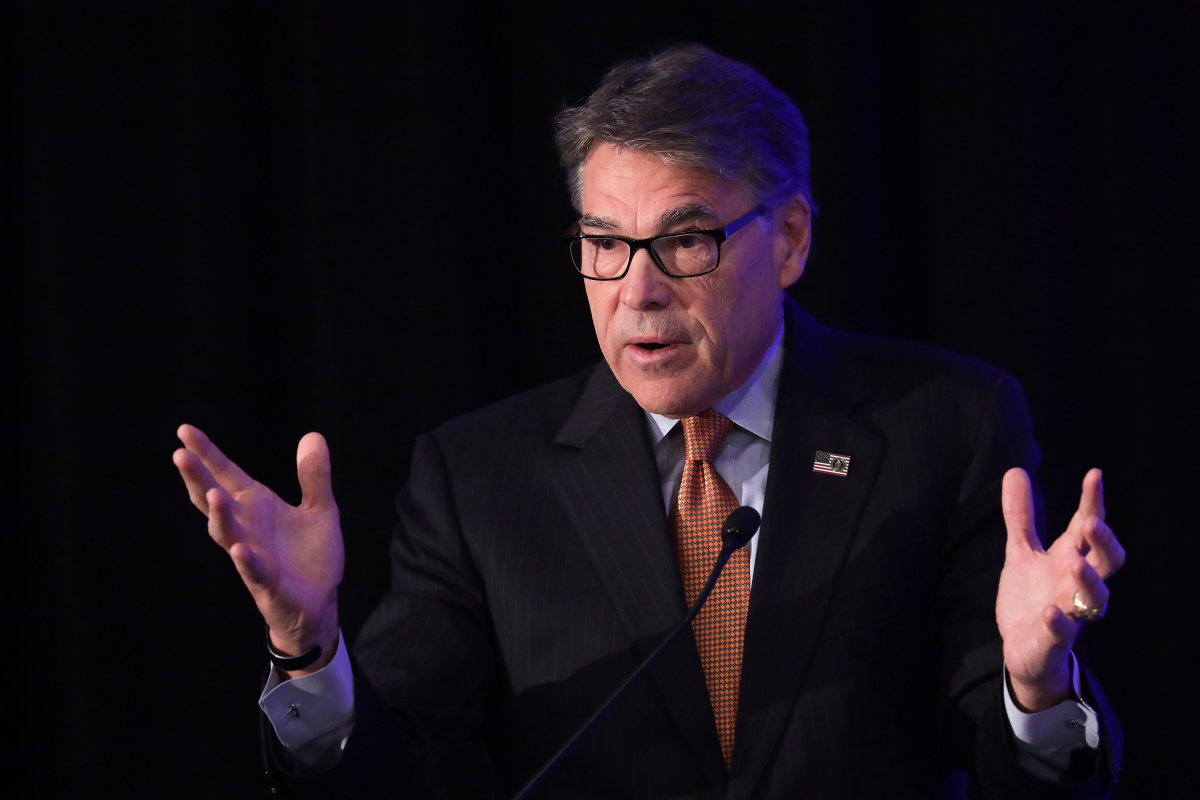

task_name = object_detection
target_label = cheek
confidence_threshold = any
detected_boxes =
[725,244,782,314]
[686,258,776,362]
[682,274,741,342]
[584,284,618,341]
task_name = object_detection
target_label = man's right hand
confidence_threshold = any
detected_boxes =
[173,424,344,677]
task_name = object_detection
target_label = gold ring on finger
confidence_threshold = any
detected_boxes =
[1070,589,1107,622]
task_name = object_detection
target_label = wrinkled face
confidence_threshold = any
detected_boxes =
[580,143,810,417]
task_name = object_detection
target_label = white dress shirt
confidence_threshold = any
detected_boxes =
[261,324,1099,776]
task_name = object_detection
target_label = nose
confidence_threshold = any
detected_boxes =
[619,247,673,311]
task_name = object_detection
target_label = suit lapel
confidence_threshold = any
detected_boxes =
[730,302,886,799]
[551,364,728,788]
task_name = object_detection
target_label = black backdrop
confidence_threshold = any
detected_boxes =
[4,2,1198,796]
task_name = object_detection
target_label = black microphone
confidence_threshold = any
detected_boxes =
[510,506,761,800]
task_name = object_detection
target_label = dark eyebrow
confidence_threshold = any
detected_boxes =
[576,203,722,235]
[659,203,721,230]
[577,214,620,231]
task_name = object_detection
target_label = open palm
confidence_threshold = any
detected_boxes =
[996,468,1125,710]
[174,424,343,671]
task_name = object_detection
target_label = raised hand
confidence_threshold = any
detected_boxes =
[173,424,344,676]
[996,468,1126,711]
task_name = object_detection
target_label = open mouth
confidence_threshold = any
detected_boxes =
[634,343,669,351]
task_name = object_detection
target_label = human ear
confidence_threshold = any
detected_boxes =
[776,195,812,289]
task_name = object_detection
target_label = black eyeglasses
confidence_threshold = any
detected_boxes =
[568,206,764,281]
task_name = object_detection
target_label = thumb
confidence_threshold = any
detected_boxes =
[1002,468,1042,556]
[297,432,335,511]
[1043,604,1079,650]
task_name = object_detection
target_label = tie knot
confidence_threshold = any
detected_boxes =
[681,410,734,463]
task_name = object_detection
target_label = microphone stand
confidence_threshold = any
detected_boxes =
[510,507,760,800]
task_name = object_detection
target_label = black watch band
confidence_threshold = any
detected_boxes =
[265,625,323,671]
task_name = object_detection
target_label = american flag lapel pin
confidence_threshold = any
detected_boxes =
[813,450,851,477]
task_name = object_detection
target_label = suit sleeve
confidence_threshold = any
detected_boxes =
[938,375,1122,799]
[264,431,498,798]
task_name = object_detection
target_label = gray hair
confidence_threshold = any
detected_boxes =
[554,44,814,213]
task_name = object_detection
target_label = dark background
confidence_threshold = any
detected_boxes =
[4,1,1197,796]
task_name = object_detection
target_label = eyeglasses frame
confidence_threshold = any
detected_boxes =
[567,205,765,281]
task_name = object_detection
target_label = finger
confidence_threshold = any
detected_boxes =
[1081,517,1126,579]
[178,424,254,494]
[296,432,336,512]
[1002,468,1042,556]
[173,447,219,515]
[229,542,270,589]
[1010,606,1077,709]
[1043,604,1079,648]
[1077,468,1105,522]
[1070,557,1111,613]
[206,486,246,551]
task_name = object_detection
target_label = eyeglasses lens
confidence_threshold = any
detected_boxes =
[571,234,719,278]
[571,237,629,279]
[651,234,719,275]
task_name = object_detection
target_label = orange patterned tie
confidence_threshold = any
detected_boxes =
[671,409,750,770]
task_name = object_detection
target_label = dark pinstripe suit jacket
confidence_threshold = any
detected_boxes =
[273,299,1121,799]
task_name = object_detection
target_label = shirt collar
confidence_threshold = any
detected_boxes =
[645,323,784,444]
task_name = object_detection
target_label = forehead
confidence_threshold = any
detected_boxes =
[580,144,748,227]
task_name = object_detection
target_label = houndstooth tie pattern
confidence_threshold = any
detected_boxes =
[671,409,750,770]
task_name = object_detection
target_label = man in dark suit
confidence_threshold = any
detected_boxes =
[174,45,1125,798]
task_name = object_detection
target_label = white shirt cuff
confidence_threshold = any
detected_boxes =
[259,630,355,751]
[1003,652,1100,752]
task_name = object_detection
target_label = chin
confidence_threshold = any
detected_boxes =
[606,352,715,416]
[624,380,705,418]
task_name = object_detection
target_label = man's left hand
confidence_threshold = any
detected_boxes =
[996,468,1126,712]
